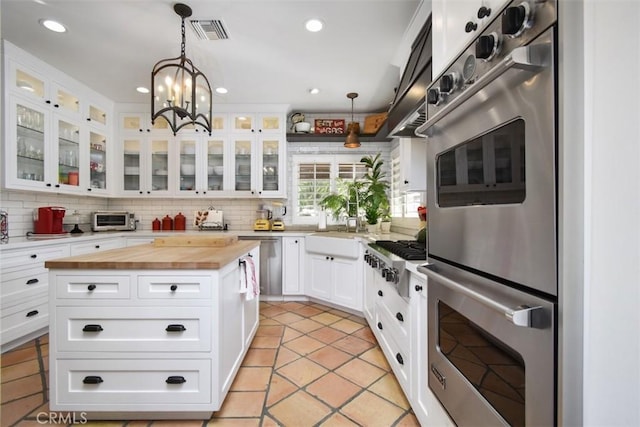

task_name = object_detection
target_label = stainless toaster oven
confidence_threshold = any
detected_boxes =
[92,211,136,231]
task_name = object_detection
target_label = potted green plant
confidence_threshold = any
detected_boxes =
[380,210,392,234]
[320,180,366,229]
[360,153,390,233]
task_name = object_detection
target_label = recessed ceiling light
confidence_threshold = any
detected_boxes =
[136,87,149,94]
[40,19,66,33]
[215,87,228,94]
[305,18,323,32]
[309,88,320,95]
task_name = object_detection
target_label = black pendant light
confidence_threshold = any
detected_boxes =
[151,3,212,135]
[344,92,361,148]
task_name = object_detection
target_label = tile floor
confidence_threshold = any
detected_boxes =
[1,301,420,426]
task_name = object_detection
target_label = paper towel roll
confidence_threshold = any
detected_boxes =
[318,211,327,230]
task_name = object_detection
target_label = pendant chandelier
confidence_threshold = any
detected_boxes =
[151,3,212,135]
[344,92,361,148]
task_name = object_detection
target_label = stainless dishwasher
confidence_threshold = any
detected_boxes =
[238,236,282,296]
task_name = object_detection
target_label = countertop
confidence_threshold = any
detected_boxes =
[44,240,260,270]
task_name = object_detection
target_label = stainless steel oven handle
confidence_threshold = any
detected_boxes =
[417,264,542,328]
[415,43,551,137]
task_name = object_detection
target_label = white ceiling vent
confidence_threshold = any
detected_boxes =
[190,19,229,40]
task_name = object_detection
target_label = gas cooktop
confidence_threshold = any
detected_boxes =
[370,240,427,261]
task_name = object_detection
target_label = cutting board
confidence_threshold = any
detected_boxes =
[153,235,238,247]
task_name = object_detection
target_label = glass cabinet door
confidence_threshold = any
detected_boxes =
[233,138,253,191]
[207,139,225,192]
[231,115,254,133]
[261,138,280,192]
[89,131,107,190]
[88,104,107,127]
[150,139,170,192]
[15,101,46,184]
[54,85,80,117]
[179,139,197,192]
[123,139,142,192]
[14,68,45,100]
[210,114,227,133]
[57,119,80,187]
[258,114,283,133]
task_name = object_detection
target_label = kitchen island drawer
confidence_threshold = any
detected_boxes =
[138,275,212,299]
[55,274,131,299]
[1,244,70,270]
[54,358,212,406]
[55,306,211,352]
[1,294,48,345]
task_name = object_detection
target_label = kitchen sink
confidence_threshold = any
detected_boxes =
[306,234,360,259]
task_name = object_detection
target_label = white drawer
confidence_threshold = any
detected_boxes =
[2,270,48,302]
[375,309,410,392]
[55,274,131,299]
[375,301,410,355]
[2,284,48,309]
[54,358,212,405]
[377,283,410,341]
[55,306,211,352]
[70,238,124,256]
[138,275,211,299]
[1,244,70,271]
[0,294,48,345]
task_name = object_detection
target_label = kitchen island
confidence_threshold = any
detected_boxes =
[44,237,260,420]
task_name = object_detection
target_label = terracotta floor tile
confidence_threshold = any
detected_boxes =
[306,372,363,407]
[332,335,376,356]
[276,358,328,387]
[265,373,298,406]
[279,301,307,311]
[396,411,422,426]
[150,420,202,426]
[359,347,391,371]
[335,358,386,388]
[249,336,280,349]
[284,335,325,356]
[258,318,280,326]
[274,346,301,369]
[214,391,266,418]
[1,358,41,382]
[255,325,285,337]
[292,305,324,317]
[13,420,72,427]
[0,393,43,426]
[306,346,353,370]
[330,318,365,334]
[271,312,305,324]
[259,306,288,318]
[308,326,348,344]
[281,327,304,343]
[351,326,377,343]
[347,315,368,326]
[1,345,38,368]
[230,367,272,391]
[288,318,324,333]
[1,373,44,403]
[241,348,277,367]
[327,308,351,318]
[268,390,331,427]
[319,412,360,426]
[369,373,411,409]
[205,418,260,427]
[340,390,405,427]
[260,415,281,427]
[310,312,343,325]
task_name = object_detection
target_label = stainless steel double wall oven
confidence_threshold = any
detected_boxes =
[417,1,558,425]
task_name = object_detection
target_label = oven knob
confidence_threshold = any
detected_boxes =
[364,253,370,262]
[382,268,389,278]
[502,2,532,38]
[475,33,501,61]
[427,88,440,105]
[440,73,459,95]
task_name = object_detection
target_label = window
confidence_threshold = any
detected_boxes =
[390,146,421,218]
[292,154,367,224]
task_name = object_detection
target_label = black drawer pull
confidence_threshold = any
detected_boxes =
[170,284,178,291]
[83,376,104,384]
[415,285,423,292]
[377,322,383,330]
[396,353,404,365]
[26,310,39,317]
[88,284,96,291]
[30,254,37,259]
[166,376,186,384]
[83,324,104,332]
[377,290,383,297]
[166,324,186,332]
[26,278,39,285]
[396,312,404,322]
[95,245,100,249]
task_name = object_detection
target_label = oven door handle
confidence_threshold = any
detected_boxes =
[415,43,551,137]
[417,264,543,328]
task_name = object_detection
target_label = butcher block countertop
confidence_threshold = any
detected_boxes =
[44,239,260,270]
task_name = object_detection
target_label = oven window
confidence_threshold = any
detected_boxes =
[436,119,525,207]
[438,301,525,427]
[96,215,126,227]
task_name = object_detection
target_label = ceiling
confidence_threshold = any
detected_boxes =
[1,0,426,116]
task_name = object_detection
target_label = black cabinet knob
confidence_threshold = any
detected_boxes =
[55,184,60,188]
[465,21,478,33]
[82,324,104,332]
[83,376,104,384]
[396,312,404,322]
[170,284,178,291]
[377,290,383,297]
[415,284,423,292]
[377,322,383,330]
[88,284,96,291]
[502,4,529,37]
[166,324,186,332]
[396,353,404,365]
[166,376,186,384]
[30,254,37,259]
[46,183,52,187]
[95,245,100,249]
[477,6,491,19]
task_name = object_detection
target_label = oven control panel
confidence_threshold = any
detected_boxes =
[425,0,557,117]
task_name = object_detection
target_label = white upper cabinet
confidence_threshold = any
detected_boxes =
[432,0,509,77]
[175,135,229,197]
[229,113,284,134]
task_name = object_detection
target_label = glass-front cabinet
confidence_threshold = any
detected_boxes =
[259,137,284,196]
[88,130,108,192]
[120,137,171,196]
[56,118,80,189]
[232,137,254,193]
[12,98,48,189]
[230,113,283,134]
[229,134,285,197]
[176,136,227,196]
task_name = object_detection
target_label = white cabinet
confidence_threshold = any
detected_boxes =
[282,237,305,295]
[229,133,286,197]
[175,135,229,197]
[229,113,284,135]
[120,135,173,196]
[305,247,363,312]
[397,138,427,192]
[431,0,508,77]
[4,41,113,196]
[69,237,124,256]
[0,243,70,351]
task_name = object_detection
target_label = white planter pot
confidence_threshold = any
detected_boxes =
[380,221,391,234]
[367,223,379,233]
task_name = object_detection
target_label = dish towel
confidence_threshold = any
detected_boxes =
[239,256,259,300]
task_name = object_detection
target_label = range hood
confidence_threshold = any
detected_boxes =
[387,15,432,138]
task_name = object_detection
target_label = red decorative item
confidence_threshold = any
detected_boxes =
[314,119,346,134]
[162,215,174,230]
[174,212,186,231]
[152,218,161,231]
[418,206,427,221]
